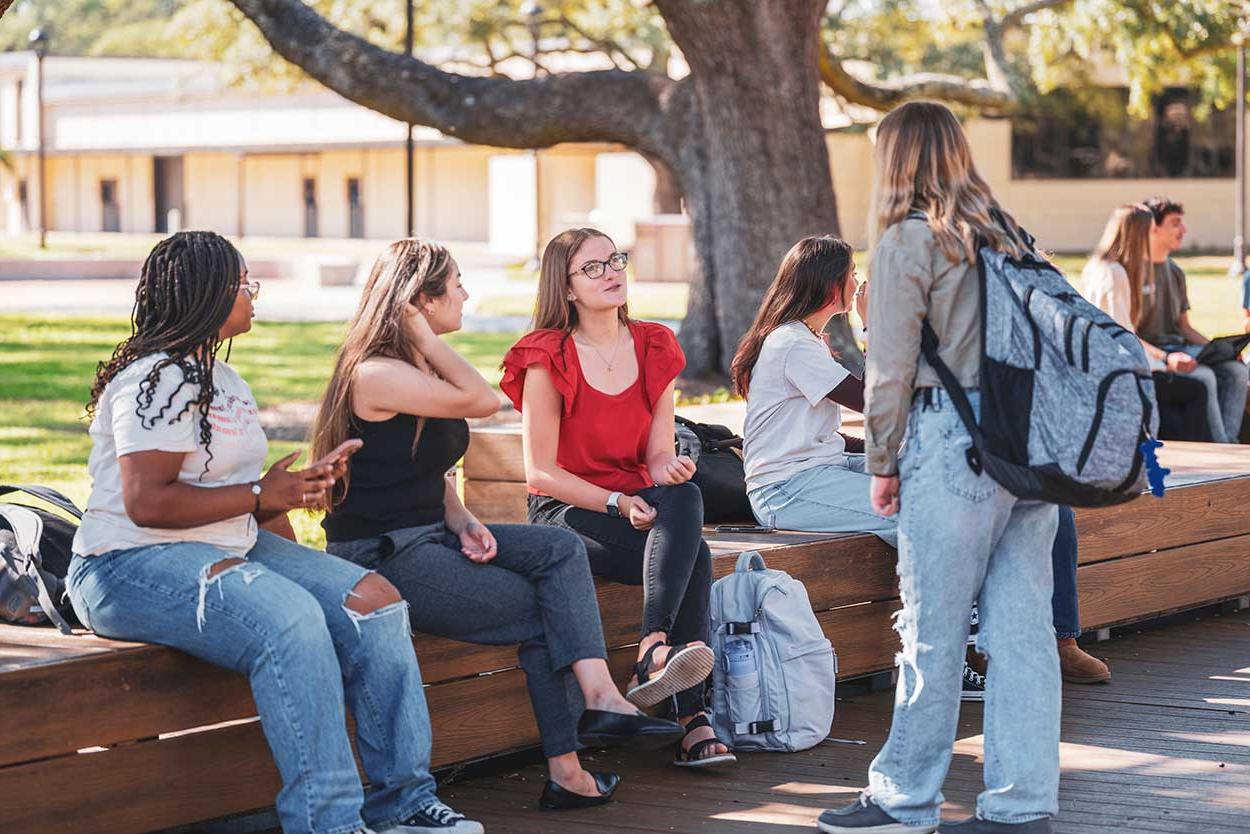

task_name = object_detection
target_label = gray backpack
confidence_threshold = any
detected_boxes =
[0,484,82,635]
[919,213,1157,507]
[709,551,835,752]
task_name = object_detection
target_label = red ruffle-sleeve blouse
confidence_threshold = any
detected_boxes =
[500,320,685,496]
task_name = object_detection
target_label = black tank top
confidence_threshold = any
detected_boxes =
[322,413,469,542]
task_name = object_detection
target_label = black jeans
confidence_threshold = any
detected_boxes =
[328,522,607,758]
[1153,371,1213,442]
[528,481,712,718]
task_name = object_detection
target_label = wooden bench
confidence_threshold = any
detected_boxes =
[3,432,1249,833]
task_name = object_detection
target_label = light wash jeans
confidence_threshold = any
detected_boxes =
[868,390,1060,827]
[66,530,439,834]
[748,455,900,548]
[1162,343,1249,444]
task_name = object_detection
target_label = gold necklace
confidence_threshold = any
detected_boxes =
[575,326,625,372]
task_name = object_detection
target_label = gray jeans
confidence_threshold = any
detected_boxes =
[1163,344,1250,443]
[328,522,607,758]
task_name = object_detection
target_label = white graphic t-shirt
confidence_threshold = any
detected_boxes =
[72,354,267,558]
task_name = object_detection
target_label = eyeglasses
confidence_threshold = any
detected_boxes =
[569,252,629,280]
[240,280,261,300]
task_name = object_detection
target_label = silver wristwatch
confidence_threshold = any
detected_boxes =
[605,491,624,518]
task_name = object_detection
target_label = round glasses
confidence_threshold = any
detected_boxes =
[569,251,629,280]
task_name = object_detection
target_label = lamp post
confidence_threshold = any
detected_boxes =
[1232,29,1247,278]
[404,0,415,238]
[524,1,543,270]
[28,27,48,251]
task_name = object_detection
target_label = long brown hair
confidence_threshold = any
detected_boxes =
[310,239,456,508]
[731,236,855,397]
[1090,204,1153,328]
[871,101,1027,263]
[532,227,629,332]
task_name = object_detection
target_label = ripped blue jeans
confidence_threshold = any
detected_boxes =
[66,530,438,834]
[867,390,1060,827]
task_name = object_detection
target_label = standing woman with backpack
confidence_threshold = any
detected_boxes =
[501,228,735,769]
[67,231,482,834]
[818,102,1060,834]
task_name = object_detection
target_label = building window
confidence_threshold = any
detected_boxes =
[303,178,318,238]
[347,177,364,238]
[1012,87,1235,180]
[100,179,121,233]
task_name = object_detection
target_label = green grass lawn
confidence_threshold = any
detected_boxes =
[0,317,513,547]
[2,252,1243,546]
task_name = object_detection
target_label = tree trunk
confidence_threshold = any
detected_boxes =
[656,0,843,376]
[644,154,684,214]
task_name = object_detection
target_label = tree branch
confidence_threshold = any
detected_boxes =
[0,0,13,21]
[817,48,1016,114]
[1001,0,1074,28]
[226,0,673,158]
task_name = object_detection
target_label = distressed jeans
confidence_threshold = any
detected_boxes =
[66,530,438,834]
[868,390,1061,827]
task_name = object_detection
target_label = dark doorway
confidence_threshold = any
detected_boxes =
[347,177,364,238]
[153,156,185,233]
[100,179,120,232]
[303,177,318,238]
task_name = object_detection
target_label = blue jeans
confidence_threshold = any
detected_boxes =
[329,521,607,758]
[1051,507,1079,639]
[868,390,1060,826]
[1161,343,1249,444]
[747,454,900,548]
[66,531,438,834]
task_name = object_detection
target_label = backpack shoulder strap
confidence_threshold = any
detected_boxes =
[0,484,83,520]
[919,317,987,476]
[0,504,74,635]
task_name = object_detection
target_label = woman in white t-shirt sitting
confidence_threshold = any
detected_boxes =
[730,236,897,546]
[66,231,481,834]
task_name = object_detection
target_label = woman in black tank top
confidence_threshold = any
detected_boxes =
[312,240,682,811]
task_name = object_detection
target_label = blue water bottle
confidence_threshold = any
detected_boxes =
[724,638,756,677]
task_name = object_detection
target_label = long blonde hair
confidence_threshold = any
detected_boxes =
[310,239,456,508]
[532,227,630,332]
[871,101,1027,263]
[1090,204,1153,328]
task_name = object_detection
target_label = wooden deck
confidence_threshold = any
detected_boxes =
[425,608,1250,834]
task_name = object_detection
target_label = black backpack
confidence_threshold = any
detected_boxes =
[674,417,755,524]
[0,484,83,634]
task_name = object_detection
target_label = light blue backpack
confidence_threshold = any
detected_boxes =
[709,551,836,752]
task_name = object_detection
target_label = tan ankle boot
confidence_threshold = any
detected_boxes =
[1058,637,1110,684]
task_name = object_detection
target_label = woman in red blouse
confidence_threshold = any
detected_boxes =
[501,228,734,769]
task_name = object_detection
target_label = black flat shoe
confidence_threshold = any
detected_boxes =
[538,771,620,810]
[577,709,684,749]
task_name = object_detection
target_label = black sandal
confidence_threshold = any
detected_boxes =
[625,641,715,709]
[673,713,737,769]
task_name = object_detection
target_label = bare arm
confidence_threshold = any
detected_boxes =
[118,450,332,529]
[353,307,499,421]
[521,365,621,513]
[260,513,298,542]
[825,373,865,413]
[1177,312,1208,346]
[645,381,695,486]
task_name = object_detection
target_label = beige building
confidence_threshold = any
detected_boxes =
[0,52,1243,263]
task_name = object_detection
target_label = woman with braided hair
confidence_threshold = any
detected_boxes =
[67,231,483,834]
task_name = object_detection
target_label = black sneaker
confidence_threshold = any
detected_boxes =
[817,794,937,833]
[385,801,484,834]
[960,662,986,702]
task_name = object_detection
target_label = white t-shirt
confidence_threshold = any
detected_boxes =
[1080,258,1133,330]
[742,321,852,490]
[72,354,267,558]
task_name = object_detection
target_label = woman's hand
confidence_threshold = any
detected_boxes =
[649,454,696,486]
[404,302,438,350]
[855,280,870,324]
[257,451,335,513]
[1165,351,1198,373]
[619,494,657,530]
[870,474,900,517]
[458,519,498,563]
